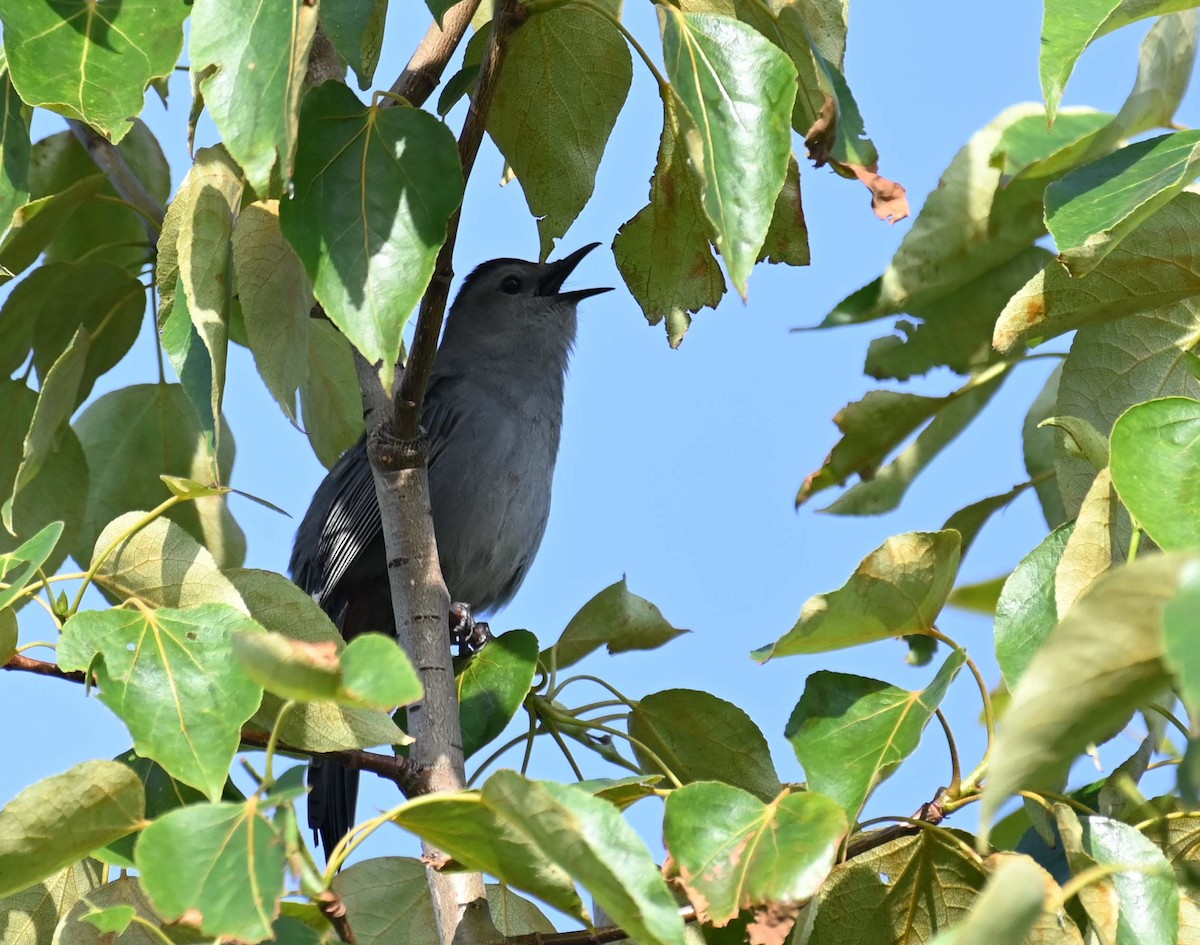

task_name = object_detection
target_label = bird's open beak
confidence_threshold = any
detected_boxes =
[539,242,613,302]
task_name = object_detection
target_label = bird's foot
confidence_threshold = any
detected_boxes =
[449,602,492,654]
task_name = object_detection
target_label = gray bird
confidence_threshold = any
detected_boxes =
[290,243,610,859]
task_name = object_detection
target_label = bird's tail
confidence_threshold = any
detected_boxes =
[308,757,360,864]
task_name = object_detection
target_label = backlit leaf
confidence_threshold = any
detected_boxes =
[458,628,539,759]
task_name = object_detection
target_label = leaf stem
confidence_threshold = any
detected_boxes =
[927,628,994,790]
[15,640,58,653]
[549,673,637,709]
[1127,526,1142,564]
[468,718,543,787]
[263,699,298,788]
[1147,702,1189,739]
[934,708,961,794]
[852,815,980,862]
[544,719,586,781]
[582,721,684,788]
[1052,862,1151,911]
[571,0,670,94]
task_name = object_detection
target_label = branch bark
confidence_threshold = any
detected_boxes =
[66,119,165,246]
[350,2,522,944]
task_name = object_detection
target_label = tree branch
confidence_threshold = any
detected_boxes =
[389,0,485,107]
[3,652,86,683]
[66,119,165,245]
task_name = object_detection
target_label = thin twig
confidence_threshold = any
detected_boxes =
[316,889,358,944]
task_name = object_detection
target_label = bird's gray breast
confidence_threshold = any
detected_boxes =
[426,372,563,613]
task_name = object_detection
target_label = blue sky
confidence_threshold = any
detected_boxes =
[2,0,1190,874]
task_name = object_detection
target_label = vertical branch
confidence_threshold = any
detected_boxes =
[351,1,523,943]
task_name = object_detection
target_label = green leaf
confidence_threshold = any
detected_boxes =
[804,829,985,944]
[163,147,246,456]
[231,200,312,424]
[99,751,230,869]
[943,480,1038,558]
[821,106,1104,327]
[3,326,89,532]
[1040,0,1199,124]
[753,530,960,661]
[458,628,539,759]
[1111,397,1200,551]
[575,776,663,810]
[0,175,109,282]
[73,384,244,569]
[393,793,587,920]
[340,633,423,709]
[926,855,1057,945]
[280,83,463,391]
[333,857,556,944]
[662,784,847,926]
[190,0,317,193]
[786,651,965,821]
[0,520,62,611]
[1054,467,1122,617]
[80,904,136,935]
[661,10,797,297]
[996,193,1200,354]
[231,629,342,702]
[613,96,725,347]
[299,320,363,469]
[947,576,1007,615]
[488,3,632,259]
[819,368,1009,515]
[0,608,14,662]
[1056,303,1200,520]
[865,247,1052,381]
[545,577,688,670]
[1059,810,1179,945]
[482,772,687,945]
[321,0,389,89]
[0,0,189,141]
[26,122,168,274]
[90,513,247,612]
[0,760,144,898]
[0,860,102,945]
[0,63,30,238]
[58,604,265,800]
[629,689,782,801]
[229,567,410,751]
[980,553,1194,838]
[0,262,146,406]
[995,523,1074,690]
[757,153,809,267]
[1164,563,1200,727]
[1047,131,1200,276]
[135,800,286,941]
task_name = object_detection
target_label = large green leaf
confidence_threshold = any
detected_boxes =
[321,0,389,89]
[458,628,539,759]
[980,553,1194,837]
[488,3,631,260]
[660,10,797,298]
[786,650,965,821]
[0,859,102,945]
[629,689,782,801]
[280,82,463,391]
[58,604,265,800]
[481,773,687,945]
[0,761,143,898]
[544,577,688,670]
[0,58,29,239]
[662,784,847,926]
[72,384,244,569]
[0,0,189,141]
[996,193,1200,354]
[230,568,409,751]
[1110,397,1200,551]
[1163,563,1200,727]
[190,0,317,192]
[805,830,986,944]
[1040,0,1200,124]
[754,531,960,661]
[926,855,1065,945]
[1047,130,1200,276]
[231,200,312,424]
[995,523,1074,689]
[613,96,725,347]
[136,800,286,941]
[1055,302,1200,523]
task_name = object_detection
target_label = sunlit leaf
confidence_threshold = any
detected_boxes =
[458,629,538,759]
[0,860,101,945]
[1054,467,1121,617]
[0,761,143,898]
[995,523,1074,689]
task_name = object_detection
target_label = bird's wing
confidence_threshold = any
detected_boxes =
[423,370,462,473]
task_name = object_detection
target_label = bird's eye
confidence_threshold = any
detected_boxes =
[500,275,522,295]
